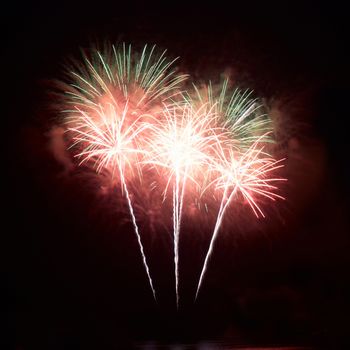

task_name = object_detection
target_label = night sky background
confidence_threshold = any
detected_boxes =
[3,1,350,349]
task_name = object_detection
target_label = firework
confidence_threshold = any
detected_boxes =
[67,100,158,299]
[58,43,188,301]
[143,101,226,307]
[195,136,286,299]
[55,44,286,307]
[189,80,286,299]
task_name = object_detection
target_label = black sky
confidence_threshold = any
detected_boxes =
[3,1,350,349]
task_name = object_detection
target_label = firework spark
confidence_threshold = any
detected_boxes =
[195,136,286,299]
[58,43,188,301]
[67,101,157,300]
[144,102,225,307]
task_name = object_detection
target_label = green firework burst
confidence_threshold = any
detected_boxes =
[60,43,188,113]
[181,78,274,149]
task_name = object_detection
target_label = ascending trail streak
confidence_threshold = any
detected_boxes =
[173,171,180,308]
[195,139,286,299]
[118,164,157,301]
[68,101,157,301]
[195,185,237,300]
[173,166,189,308]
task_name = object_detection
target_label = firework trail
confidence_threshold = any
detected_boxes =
[191,80,286,299]
[58,43,188,301]
[67,101,157,299]
[144,102,223,308]
[195,138,286,299]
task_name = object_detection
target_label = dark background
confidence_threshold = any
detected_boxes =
[3,1,350,349]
